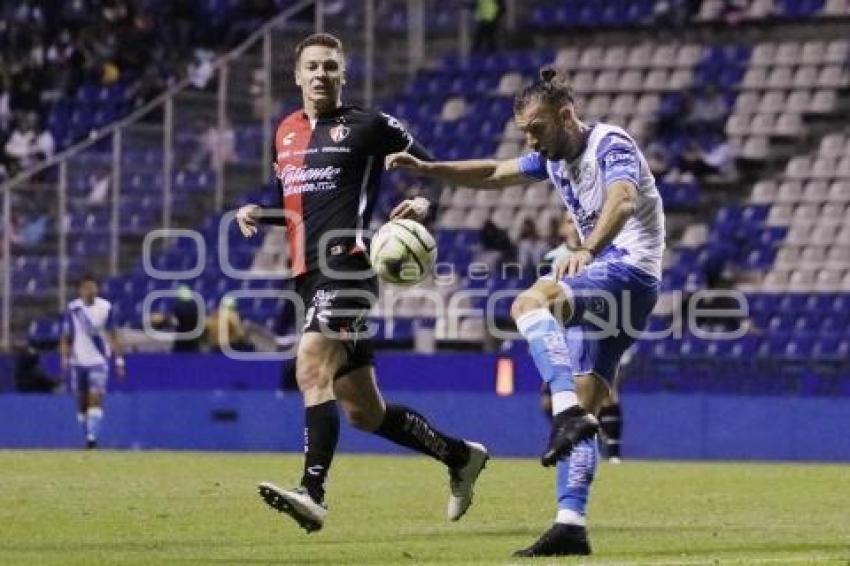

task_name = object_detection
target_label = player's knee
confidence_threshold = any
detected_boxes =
[510,292,542,322]
[344,405,383,432]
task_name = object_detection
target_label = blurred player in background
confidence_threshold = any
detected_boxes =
[235,32,488,533]
[389,67,664,557]
[60,274,126,449]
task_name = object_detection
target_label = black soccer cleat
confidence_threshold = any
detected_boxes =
[513,523,592,557]
[258,483,327,533]
[541,406,599,467]
[86,439,97,450]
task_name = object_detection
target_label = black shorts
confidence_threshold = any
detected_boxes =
[295,251,377,378]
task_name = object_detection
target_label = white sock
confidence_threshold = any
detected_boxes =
[551,390,579,415]
[556,508,587,526]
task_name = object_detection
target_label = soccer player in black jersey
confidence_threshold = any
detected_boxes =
[235,33,488,533]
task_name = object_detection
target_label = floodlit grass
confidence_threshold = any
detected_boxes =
[1,451,848,564]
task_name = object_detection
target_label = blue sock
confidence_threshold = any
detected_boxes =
[86,407,103,441]
[515,309,575,395]
[555,435,598,525]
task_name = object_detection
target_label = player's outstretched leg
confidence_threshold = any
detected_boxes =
[334,363,489,521]
[373,404,489,521]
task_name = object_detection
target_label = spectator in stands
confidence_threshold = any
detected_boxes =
[14,342,60,393]
[480,218,516,268]
[45,28,85,100]
[151,285,202,353]
[680,136,736,181]
[187,48,216,90]
[190,117,237,170]
[652,0,699,28]
[206,296,252,353]
[470,0,505,53]
[87,168,111,204]
[517,218,547,275]
[645,141,672,180]
[4,112,54,174]
[686,84,728,134]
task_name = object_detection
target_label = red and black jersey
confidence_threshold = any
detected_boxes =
[269,105,430,277]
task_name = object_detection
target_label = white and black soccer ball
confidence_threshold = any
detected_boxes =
[369,219,437,286]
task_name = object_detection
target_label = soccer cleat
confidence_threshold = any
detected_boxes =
[513,523,592,557]
[257,483,327,533]
[86,439,97,450]
[447,441,489,521]
[541,406,599,467]
[609,456,622,465]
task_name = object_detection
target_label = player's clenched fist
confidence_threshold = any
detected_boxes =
[236,204,261,237]
[385,152,426,171]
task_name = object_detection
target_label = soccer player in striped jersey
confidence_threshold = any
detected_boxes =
[388,67,665,557]
[60,274,126,449]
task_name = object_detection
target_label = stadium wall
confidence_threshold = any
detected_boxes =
[1,353,848,461]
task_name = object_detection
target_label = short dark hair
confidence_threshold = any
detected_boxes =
[514,66,575,114]
[78,273,99,286]
[294,32,344,63]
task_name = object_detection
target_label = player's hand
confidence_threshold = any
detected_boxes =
[557,248,594,279]
[236,204,261,238]
[60,357,69,372]
[389,197,430,221]
[385,152,425,171]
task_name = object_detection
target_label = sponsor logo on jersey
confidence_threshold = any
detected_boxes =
[604,150,635,167]
[279,165,341,184]
[329,123,350,143]
[282,132,296,146]
[279,165,342,196]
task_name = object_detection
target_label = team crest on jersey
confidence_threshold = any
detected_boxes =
[329,124,350,143]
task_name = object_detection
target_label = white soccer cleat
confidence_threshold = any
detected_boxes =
[257,482,327,533]
[447,441,489,521]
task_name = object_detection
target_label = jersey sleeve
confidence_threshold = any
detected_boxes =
[376,112,433,160]
[517,151,548,181]
[597,132,640,188]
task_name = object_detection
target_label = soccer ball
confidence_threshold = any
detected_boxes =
[369,219,437,286]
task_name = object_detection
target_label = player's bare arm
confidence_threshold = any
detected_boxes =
[386,152,527,190]
[108,329,126,378]
[59,335,70,371]
[558,180,638,278]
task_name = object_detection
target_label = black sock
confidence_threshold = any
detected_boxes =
[300,400,339,503]
[374,404,470,469]
[598,403,622,458]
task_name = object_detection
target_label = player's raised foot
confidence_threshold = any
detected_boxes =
[541,406,599,467]
[513,523,591,557]
[257,482,327,533]
[447,441,489,521]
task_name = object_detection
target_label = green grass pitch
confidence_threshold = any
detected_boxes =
[1,451,848,564]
